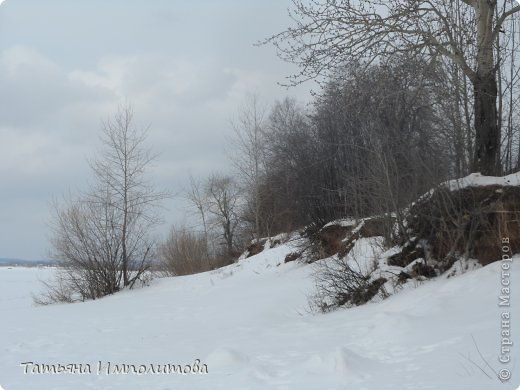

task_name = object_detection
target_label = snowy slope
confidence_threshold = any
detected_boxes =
[0,245,519,390]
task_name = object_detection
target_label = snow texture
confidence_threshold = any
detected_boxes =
[0,243,519,389]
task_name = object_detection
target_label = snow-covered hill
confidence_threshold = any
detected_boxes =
[0,243,518,390]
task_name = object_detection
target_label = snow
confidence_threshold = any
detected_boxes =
[0,246,519,389]
[344,236,385,275]
[445,171,520,191]
[323,218,357,228]
[412,171,520,206]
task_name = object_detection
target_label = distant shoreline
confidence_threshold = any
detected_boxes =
[0,259,59,268]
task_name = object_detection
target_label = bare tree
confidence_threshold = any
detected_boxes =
[41,105,167,303]
[90,105,168,287]
[229,95,267,239]
[185,174,210,258]
[261,97,313,233]
[206,174,241,259]
[264,0,520,176]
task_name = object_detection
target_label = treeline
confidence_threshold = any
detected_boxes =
[253,56,451,233]
[166,53,508,274]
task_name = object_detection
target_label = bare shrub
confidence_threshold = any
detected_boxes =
[159,228,211,276]
[159,227,234,276]
[33,272,75,305]
[310,250,387,312]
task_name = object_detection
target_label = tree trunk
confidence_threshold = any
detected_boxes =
[122,211,129,286]
[225,219,233,257]
[472,0,500,176]
[472,72,500,176]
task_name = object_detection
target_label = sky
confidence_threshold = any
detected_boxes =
[0,0,311,260]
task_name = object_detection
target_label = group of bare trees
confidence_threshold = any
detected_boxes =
[208,0,517,246]
[228,56,450,240]
[169,55,453,253]
[173,54,488,256]
[159,174,242,276]
[258,0,520,311]
[264,0,520,177]
[198,4,520,246]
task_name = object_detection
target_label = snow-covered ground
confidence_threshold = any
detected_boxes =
[0,244,519,390]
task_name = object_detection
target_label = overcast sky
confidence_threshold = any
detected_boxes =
[0,0,311,260]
